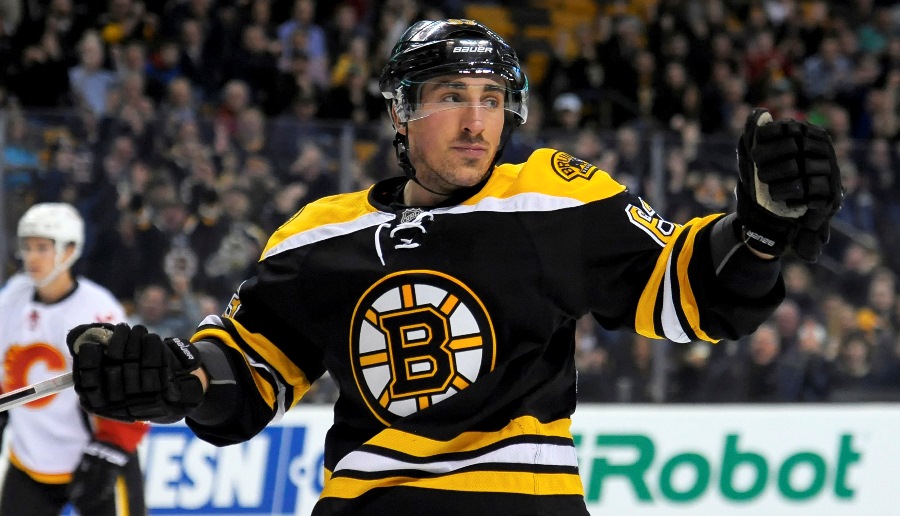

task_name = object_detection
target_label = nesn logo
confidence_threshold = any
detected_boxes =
[453,46,491,53]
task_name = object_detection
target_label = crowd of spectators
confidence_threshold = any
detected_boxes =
[0,0,899,404]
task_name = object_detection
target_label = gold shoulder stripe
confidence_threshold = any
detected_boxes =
[366,416,572,457]
[470,148,626,205]
[262,189,379,257]
[321,470,585,500]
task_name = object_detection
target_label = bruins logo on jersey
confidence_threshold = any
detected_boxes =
[550,151,600,181]
[349,270,496,426]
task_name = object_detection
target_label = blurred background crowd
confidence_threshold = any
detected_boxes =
[0,0,899,404]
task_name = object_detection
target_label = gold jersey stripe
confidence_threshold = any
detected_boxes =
[115,475,129,516]
[635,223,687,339]
[364,416,573,457]
[9,450,71,484]
[470,148,626,205]
[675,215,720,343]
[226,317,311,403]
[262,190,376,256]
[321,469,585,500]
[193,327,279,408]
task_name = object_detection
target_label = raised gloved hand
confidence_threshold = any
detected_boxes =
[736,108,843,262]
[67,439,130,510]
[66,323,204,423]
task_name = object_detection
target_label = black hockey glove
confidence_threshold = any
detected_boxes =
[736,108,843,262]
[66,322,204,424]
[67,439,130,510]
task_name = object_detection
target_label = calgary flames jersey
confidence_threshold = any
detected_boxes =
[188,148,784,515]
[0,275,147,482]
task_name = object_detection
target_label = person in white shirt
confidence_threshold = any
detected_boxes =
[0,203,148,515]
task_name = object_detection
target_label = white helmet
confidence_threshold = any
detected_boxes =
[17,203,85,287]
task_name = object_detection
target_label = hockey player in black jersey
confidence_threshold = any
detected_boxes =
[66,19,842,516]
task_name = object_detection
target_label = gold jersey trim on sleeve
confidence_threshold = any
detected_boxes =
[635,214,721,343]
[193,318,313,409]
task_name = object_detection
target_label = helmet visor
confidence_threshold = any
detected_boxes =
[401,74,528,123]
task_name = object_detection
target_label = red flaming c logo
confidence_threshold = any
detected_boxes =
[3,344,68,408]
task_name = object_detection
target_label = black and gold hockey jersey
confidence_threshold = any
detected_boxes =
[187,148,783,515]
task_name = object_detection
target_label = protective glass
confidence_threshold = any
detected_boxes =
[401,75,527,122]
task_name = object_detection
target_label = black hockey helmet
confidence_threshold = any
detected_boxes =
[380,19,528,125]
[379,19,529,189]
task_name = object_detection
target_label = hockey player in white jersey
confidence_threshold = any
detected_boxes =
[0,203,148,515]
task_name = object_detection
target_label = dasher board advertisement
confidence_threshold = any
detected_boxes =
[90,404,900,515]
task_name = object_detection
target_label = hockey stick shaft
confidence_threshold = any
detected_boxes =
[0,372,73,413]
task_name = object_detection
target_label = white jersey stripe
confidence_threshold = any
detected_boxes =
[263,193,585,260]
[436,193,584,217]
[660,252,690,343]
[264,211,395,260]
[334,442,578,475]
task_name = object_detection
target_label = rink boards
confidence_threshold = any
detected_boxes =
[48,404,900,515]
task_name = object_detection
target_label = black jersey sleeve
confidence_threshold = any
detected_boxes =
[186,249,327,444]
[579,192,784,342]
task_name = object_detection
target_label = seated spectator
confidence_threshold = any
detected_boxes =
[9,29,70,108]
[803,36,853,102]
[84,196,168,300]
[277,0,328,86]
[96,0,152,46]
[144,39,182,102]
[548,93,584,131]
[777,317,832,401]
[68,31,118,116]
[2,112,40,193]
[228,24,280,114]
[214,79,252,138]
[318,65,383,123]
[127,283,197,338]
[702,323,782,402]
[329,33,370,88]
[177,18,218,99]
[286,141,339,207]
[830,330,878,395]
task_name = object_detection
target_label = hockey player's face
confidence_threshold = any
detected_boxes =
[19,237,59,282]
[402,75,505,193]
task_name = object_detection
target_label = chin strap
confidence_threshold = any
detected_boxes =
[32,252,77,289]
[393,133,454,198]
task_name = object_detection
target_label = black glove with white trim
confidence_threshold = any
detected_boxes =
[66,322,204,424]
[736,108,843,262]
[67,439,130,510]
